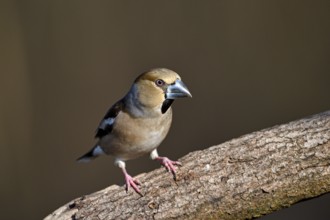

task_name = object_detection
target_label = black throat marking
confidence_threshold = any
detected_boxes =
[161,99,174,114]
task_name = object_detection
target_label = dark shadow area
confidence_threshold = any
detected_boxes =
[262,193,330,220]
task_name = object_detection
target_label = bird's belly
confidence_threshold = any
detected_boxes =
[131,131,163,153]
[118,130,165,160]
[100,123,169,160]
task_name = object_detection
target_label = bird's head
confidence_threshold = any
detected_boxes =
[132,68,192,114]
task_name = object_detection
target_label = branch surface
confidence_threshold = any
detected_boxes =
[45,111,330,220]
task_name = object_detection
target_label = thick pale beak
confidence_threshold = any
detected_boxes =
[166,79,192,99]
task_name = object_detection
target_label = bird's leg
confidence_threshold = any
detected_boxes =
[150,149,182,180]
[122,168,142,196]
[115,159,143,196]
[156,157,182,181]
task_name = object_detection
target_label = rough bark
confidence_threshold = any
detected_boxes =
[45,111,330,220]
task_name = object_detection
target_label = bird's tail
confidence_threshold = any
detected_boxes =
[77,145,105,162]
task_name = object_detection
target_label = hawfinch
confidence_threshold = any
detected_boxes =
[77,68,192,195]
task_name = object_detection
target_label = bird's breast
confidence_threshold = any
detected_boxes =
[99,109,172,160]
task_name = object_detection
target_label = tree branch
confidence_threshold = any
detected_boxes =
[45,111,330,220]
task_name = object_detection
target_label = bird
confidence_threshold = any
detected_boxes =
[77,68,192,195]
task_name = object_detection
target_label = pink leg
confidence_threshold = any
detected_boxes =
[155,156,182,180]
[122,168,143,197]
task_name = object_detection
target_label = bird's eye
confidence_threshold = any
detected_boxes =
[155,79,165,87]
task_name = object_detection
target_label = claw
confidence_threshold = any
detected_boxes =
[156,157,181,180]
[124,173,143,197]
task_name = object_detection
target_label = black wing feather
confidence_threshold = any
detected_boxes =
[95,100,123,138]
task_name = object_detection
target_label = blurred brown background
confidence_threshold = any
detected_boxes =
[1,1,330,219]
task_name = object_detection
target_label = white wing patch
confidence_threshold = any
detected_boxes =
[99,117,115,129]
[93,145,105,156]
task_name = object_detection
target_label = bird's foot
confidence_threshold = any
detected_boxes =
[124,173,143,197]
[156,157,182,180]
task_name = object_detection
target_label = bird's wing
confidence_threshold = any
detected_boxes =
[95,99,123,138]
